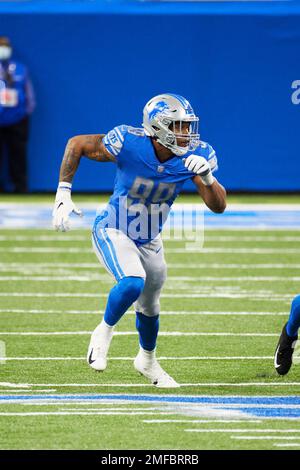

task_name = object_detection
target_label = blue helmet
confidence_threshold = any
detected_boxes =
[142,93,200,156]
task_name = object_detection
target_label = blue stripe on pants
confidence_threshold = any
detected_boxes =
[92,228,122,281]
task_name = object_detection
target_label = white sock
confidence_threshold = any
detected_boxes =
[92,319,114,341]
[139,346,156,364]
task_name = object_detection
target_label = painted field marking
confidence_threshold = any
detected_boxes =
[0,331,280,337]
[0,292,293,300]
[0,411,178,416]
[167,248,300,254]
[168,264,300,269]
[2,262,300,269]
[1,394,300,404]
[1,383,300,388]
[185,429,300,433]
[0,356,276,361]
[195,236,300,242]
[274,443,300,447]
[231,436,300,440]
[0,382,30,388]
[2,203,300,230]
[2,235,300,242]
[0,389,56,393]
[143,419,262,424]
[58,407,168,412]
[0,275,300,282]
[2,247,300,254]
[0,309,288,316]
[0,235,89,242]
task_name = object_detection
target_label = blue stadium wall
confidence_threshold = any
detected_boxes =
[1,1,300,192]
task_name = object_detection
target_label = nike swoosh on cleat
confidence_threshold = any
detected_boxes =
[88,349,96,364]
[274,346,280,368]
[57,202,64,209]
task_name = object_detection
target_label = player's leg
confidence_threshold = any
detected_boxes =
[89,226,146,371]
[274,294,300,375]
[133,236,180,388]
[6,117,29,193]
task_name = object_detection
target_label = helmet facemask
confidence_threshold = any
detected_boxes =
[156,116,200,156]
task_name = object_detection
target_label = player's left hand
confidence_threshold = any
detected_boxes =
[183,155,214,186]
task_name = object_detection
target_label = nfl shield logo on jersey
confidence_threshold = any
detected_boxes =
[157,165,164,173]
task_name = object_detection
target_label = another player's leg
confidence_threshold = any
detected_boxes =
[134,237,180,388]
[88,226,145,371]
[274,294,300,375]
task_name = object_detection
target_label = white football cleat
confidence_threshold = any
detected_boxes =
[87,321,114,371]
[134,348,180,388]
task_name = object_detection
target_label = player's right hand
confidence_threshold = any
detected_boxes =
[52,182,83,231]
[183,155,214,186]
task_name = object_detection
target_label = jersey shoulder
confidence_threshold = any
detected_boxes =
[103,124,146,158]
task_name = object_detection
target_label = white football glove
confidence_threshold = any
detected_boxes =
[183,155,214,186]
[52,182,83,231]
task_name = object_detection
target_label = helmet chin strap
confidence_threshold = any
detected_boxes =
[151,134,189,157]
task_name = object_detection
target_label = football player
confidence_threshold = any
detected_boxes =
[53,93,227,388]
[274,294,300,375]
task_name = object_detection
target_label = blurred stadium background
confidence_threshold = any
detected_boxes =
[1,0,300,452]
[0,0,299,193]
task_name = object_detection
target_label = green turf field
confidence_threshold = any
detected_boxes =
[0,195,300,449]
[1,192,300,204]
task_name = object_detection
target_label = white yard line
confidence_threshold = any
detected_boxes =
[144,276,300,282]
[231,436,300,440]
[185,429,300,433]
[2,235,300,242]
[195,236,300,242]
[0,389,56,393]
[2,247,300,254]
[0,331,279,337]
[166,248,300,254]
[0,411,177,416]
[58,407,168,412]
[0,236,89,241]
[0,263,101,268]
[1,202,300,210]
[0,275,300,282]
[0,248,91,253]
[168,263,300,269]
[143,419,262,424]
[0,292,293,300]
[2,262,300,269]
[0,382,30,388]
[2,382,300,388]
[0,309,288,316]
[0,356,275,361]
[274,443,300,447]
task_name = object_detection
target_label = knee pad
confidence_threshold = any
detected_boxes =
[118,276,145,302]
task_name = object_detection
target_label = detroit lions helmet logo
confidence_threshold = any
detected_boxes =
[148,100,170,120]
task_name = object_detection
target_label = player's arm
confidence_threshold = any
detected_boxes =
[184,154,226,213]
[192,175,226,213]
[53,134,115,231]
[59,134,116,183]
